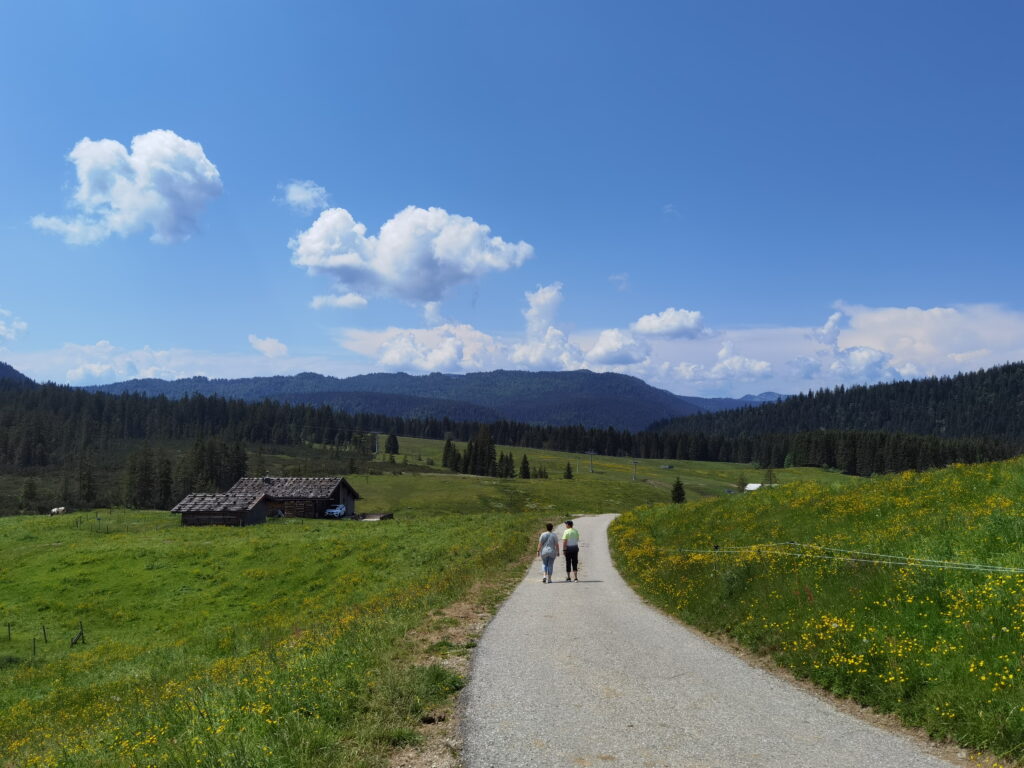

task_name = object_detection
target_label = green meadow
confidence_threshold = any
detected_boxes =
[0,437,841,767]
[611,459,1024,763]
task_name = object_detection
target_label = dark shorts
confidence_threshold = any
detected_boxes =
[565,545,579,573]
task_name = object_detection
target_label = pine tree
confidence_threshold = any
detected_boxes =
[519,454,531,480]
[671,476,685,503]
[385,432,399,455]
[20,477,37,511]
[563,462,574,479]
[156,454,174,509]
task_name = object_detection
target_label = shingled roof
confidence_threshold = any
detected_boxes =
[227,476,360,500]
[172,492,267,514]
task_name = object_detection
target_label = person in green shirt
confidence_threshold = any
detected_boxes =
[561,520,580,581]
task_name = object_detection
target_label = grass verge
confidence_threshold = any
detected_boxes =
[609,459,1024,764]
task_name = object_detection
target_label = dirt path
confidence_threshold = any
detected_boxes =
[460,514,964,768]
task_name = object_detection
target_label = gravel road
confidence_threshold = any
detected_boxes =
[460,513,962,768]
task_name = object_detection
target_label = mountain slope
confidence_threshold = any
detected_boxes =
[87,369,709,430]
[0,361,35,387]
[654,361,1024,445]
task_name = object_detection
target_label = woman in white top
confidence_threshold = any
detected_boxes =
[537,522,560,583]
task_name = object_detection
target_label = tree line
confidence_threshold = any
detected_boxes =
[0,379,1015,506]
[653,361,1024,445]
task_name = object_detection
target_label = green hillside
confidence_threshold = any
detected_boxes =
[0,443,847,767]
[611,458,1024,761]
[84,369,708,430]
[655,360,1024,445]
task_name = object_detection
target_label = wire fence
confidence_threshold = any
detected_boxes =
[667,541,1024,574]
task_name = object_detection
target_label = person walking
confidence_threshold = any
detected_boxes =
[537,523,560,583]
[562,519,580,581]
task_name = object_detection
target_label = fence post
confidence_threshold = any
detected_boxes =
[41,625,47,643]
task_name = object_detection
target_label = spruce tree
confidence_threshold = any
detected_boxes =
[563,462,574,479]
[519,454,531,480]
[385,432,399,455]
[671,477,685,503]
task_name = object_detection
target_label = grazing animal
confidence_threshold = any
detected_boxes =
[49,506,66,516]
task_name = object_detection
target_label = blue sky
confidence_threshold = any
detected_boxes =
[2,1,1023,396]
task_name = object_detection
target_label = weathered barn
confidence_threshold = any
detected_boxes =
[172,492,269,527]
[227,477,360,519]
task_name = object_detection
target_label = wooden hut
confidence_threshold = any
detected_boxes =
[226,477,360,519]
[173,492,268,527]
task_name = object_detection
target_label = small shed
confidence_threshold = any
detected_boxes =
[173,492,268,527]
[227,476,361,519]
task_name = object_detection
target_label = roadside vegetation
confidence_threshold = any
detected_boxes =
[2,434,844,768]
[610,458,1024,762]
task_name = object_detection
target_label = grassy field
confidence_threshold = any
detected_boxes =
[0,437,847,767]
[610,459,1024,763]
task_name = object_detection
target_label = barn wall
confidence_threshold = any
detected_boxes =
[182,513,243,527]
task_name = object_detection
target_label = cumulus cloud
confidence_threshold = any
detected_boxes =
[248,335,288,358]
[837,303,1024,375]
[631,307,705,339]
[311,292,368,310]
[671,343,771,384]
[522,283,563,336]
[281,180,328,213]
[342,324,503,372]
[709,342,772,380]
[0,309,27,341]
[510,283,583,369]
[586,329,650,366]
[32,129,222,245]
[290,204,533,304]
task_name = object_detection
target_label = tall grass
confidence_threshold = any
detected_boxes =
[610,459,1024,761]
[0,508,535,767]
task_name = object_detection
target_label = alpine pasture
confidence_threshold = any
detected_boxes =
[1,438,787,768]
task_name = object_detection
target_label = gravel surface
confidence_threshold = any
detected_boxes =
[460,514,962,768]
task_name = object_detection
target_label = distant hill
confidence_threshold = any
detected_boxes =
[679,392,786,413]
[0,361,35,387]
[653,362,1024,446]
[85,369,778,431]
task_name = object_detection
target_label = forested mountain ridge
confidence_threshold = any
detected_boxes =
[0,361,34,387]
[85,369,712,430]
[654,361,1024,445]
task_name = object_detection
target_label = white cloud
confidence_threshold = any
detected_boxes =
[290,204,533,304]
[342,324,503,372]
[248,335,288,358]
[522,282,562,336]
[608,273,629,292]
[32,130,222,245]
[423,301,444,325]
[709,342,772,380]
[0,309,27,341]
[510,283,584,369]
[631,307,705,339]
[836,302,1024,376]
[586,329,649,366]
[7,340,365,385]
[511,326,583,369]
[813,311,843,347]
[281,180,328,213]
[311,292,368,309]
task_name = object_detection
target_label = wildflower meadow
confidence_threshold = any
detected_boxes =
[610,458,1024,763]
